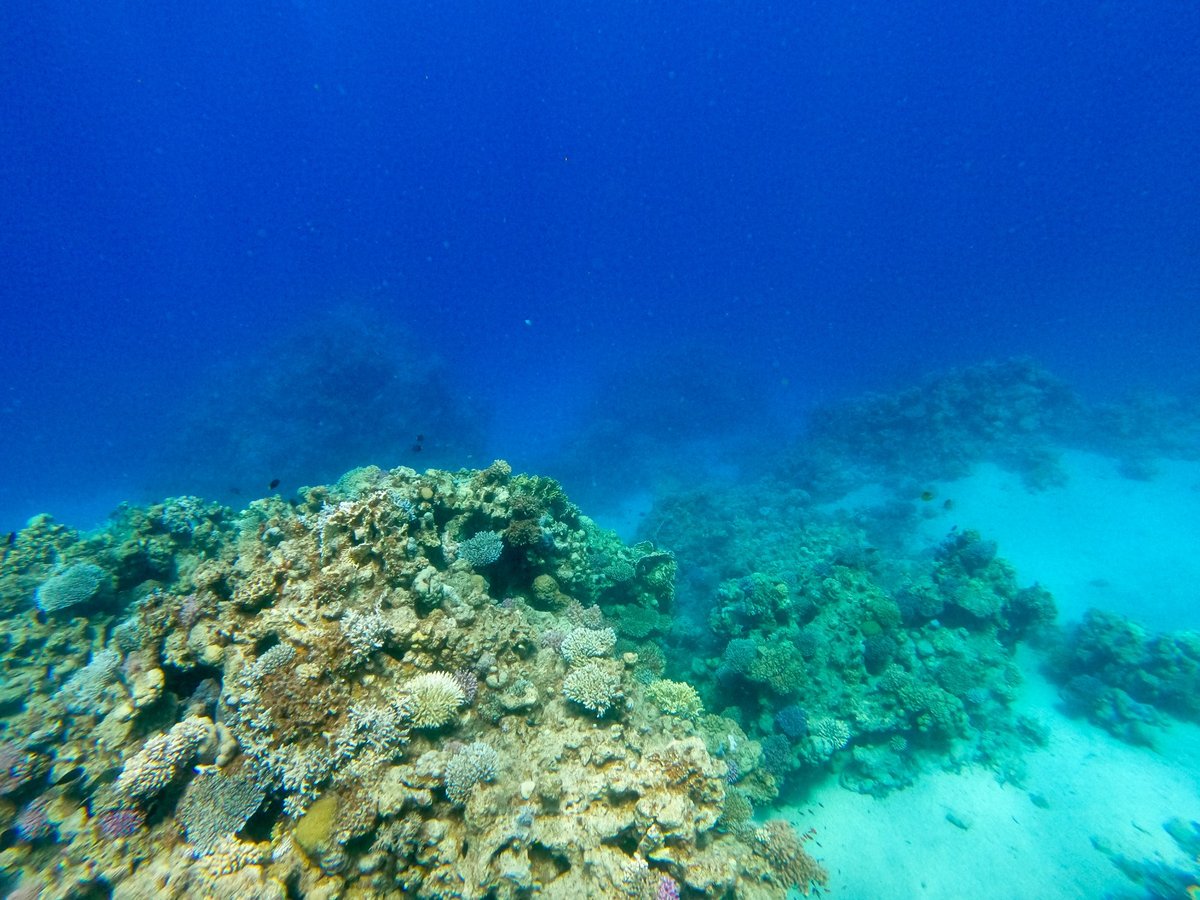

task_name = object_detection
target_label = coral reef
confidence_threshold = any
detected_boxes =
[0,462,823,898]
[645,487,1055,797]
[1046,608,1200,743]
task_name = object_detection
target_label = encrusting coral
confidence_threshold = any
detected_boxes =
[0,462,824,898]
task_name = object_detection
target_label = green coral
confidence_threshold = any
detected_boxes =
[748,641,808,696]
[646,679,704,720]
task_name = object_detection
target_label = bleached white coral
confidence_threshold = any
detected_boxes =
[341,606,390,663]
[35,562,107,613]
[57,648,121,714]
[332,701,411,761]
[244,643,295,684]
[402,671,466,729]
[443,741,499,805]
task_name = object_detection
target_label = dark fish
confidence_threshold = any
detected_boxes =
[269,478,281,490]
[920,489,935,502]
[6,531,15,547]
[943,498,955,510]
[412,444,423,453]
[416,434,425,442]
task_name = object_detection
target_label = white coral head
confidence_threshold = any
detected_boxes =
[401,671,466,729]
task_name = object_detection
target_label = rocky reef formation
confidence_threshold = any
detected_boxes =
[1046,608,1200,745]
[658,512,1056,800]
[0,462,823,898]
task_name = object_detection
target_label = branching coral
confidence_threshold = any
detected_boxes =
[114,716,217,803]
[563,661,623,716]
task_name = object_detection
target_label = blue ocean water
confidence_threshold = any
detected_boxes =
[2,1,1197,529]
[2,7,1200,896]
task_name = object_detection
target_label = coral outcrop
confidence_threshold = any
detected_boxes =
[0,463,823,898]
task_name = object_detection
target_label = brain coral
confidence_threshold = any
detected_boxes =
[562,662,623,716]
[35,562,107,613]
[402,672,467,729]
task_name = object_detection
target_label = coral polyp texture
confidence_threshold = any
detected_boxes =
[0,462,823,898]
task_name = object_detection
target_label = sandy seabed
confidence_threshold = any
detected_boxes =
[797,657,1200,898]
[800,450,1200,898]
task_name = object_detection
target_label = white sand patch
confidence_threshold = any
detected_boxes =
[911,450,1200,631]
[787,654,1200,898]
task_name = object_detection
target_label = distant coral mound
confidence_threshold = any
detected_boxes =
[150,307,486,503]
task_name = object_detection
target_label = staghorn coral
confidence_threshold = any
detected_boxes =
[560,625,617,666]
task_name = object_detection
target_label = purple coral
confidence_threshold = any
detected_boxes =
[724,759,740,784]
[539,629,565,654]
[96,807,145,839]
[761,734,792,775]
[178,593,203,629]
[15,796,53,842]
[453,668,479,704]
[656,875,680,900]
[0,742,34,796]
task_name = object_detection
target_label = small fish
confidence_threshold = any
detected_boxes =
[943,498,954,511]
[416,434,425,443]
[920,489,935,502]
[5,531,15,547]
[269,478,281,490]
[412,444,423,453]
